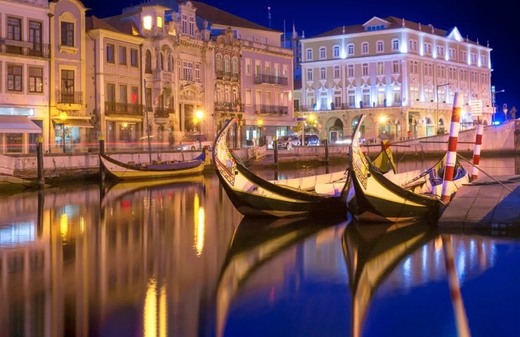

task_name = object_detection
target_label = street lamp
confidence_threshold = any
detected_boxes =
[436,83,450,134]
[58,111,67,152]
[492,88,505,124]
[194,110,204,149]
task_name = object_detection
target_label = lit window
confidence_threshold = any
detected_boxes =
[143,16,152,30]
[157,16,163,28]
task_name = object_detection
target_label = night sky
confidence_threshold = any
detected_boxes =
[82,0,518,111]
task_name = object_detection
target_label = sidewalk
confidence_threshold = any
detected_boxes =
[438,175,520,230]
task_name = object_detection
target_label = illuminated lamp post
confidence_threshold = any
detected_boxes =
[378,115,387,140]
[436,83,450,134]
[194,110,204,149]
[59,111,67,153]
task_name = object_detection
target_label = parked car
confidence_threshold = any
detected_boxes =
[300,134,320,146]
[276,135,301,149]
[176,134,213,150]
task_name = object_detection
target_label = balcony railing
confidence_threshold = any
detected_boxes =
[56,91,83,104]
[154,107,174,118]
[253,74,288,86]
[215,102,242,112]
[0,38,50,58]
[254,105,288,115]
[105,102,144,116]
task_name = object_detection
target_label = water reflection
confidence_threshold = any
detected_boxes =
[1,169,520,337]
[217,215,351,337]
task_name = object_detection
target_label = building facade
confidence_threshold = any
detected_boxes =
[298,16,493,144]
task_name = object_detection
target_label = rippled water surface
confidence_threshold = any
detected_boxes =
[1,157,520,337]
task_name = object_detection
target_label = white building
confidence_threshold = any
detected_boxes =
[298,16,493,143]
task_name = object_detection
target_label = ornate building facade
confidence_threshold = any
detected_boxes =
[297,16,493,144]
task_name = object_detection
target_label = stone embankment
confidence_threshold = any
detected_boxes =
[1,119,518,183]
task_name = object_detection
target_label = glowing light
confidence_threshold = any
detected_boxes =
[378,115,387,124]
[143,16,152,30]
[160,285,167,337]
[144,278,157,337]
[157,16,163,28]
[59,213,68,241]
[193,194,205,256]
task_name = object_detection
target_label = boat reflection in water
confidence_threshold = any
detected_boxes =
[216,214,351,337]
[342,221,439,337]
[2,172,520,336]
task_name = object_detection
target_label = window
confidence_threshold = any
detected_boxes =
[119,85,127,103]
[306,48,313,61]
[119,46,127,65]
[143,16,152,30]
[232,57,239,76]
[61,69,74,99]
[106,83,115,104]
[362,89,370,107]
[245,58,252,75]
[348,90,355,107]
[362,63,368,76]
[245,89,252,105]
[320,67,326,80]
[130,48,139,67]
[319,47,326,59]
[408,39,417,52]
[28,67,43,93]
[392,39,399,51]
[145,50,152,73]
[61,21,74,47]
[347,43,354,56]
[377,62,384,75]
[333,66,340,78]
[424,42,432,54]
[131,86,138,104]
[157,16,163,28]
[362,42,369,54]
[7,17,22,41]
[106,44,115,63]
[189,17,195,36]
[333,45,340,58]
[306,68,313,81]
[29,21,42,54]
[7,64,23,92]
[392,60,400,73]
[436,45,444,58]
[376,41,384,53]
[449,48,455,60]
[194,63,200,82]
[183,61,193,81]
[347,65,354,77]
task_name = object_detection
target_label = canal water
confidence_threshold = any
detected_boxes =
[1,157,520,337]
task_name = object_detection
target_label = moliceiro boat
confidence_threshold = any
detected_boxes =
[347,114,446,223]
[212,118,351,218]
[99,151,206,181]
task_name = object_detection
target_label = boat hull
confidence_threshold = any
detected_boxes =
[99,153,205,181]
[213,118,349,218]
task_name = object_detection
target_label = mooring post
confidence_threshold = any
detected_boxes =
[324,139,329,165]
[99,135,105,184]
[36,136,45,189]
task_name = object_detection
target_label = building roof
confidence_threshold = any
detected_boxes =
[190,1,278,32]
[311,16,480,46]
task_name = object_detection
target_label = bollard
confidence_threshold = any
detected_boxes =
[36,135,45,188]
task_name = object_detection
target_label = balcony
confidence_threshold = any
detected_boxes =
[254,105,288,115]
[215,102,241,112]
[253,74,289,86]
[0,38,50,58]
[105,102,144,116]
[154,107,174,118]
[56,91,83,110]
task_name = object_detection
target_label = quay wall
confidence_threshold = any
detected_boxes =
[1,120,519,180]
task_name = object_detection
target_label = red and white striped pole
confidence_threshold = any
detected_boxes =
[470,123,483,182]
[441,92,463,203]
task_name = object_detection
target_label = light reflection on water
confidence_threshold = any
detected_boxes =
[0,157,520,337]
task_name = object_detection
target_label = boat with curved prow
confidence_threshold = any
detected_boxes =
[212,117,351,218]
[347,114,445,223]
[99,151,206,181]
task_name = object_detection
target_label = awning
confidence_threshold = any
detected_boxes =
[0,115,41,133]
[53,119,93,128]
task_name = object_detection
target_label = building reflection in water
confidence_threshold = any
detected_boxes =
[0,171,519,337]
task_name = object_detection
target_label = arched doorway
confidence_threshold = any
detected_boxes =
[325,117,344,144]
